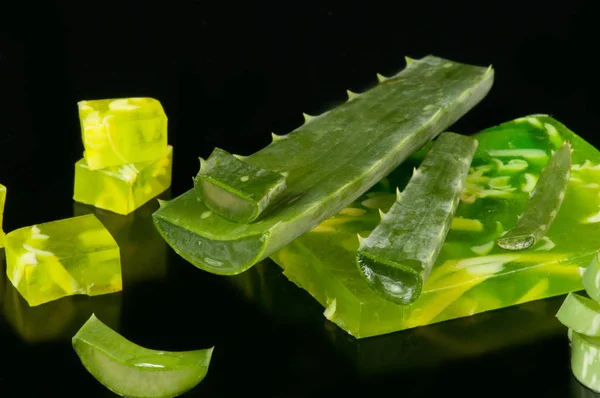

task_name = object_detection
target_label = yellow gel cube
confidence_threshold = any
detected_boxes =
[78,97,168,170]
[4,214,122,307]
[0,183,6,247]
[73,146,173,215]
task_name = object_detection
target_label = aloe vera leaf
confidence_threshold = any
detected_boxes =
[497,141,572,250]
[356,132,478,304]
[153,55,494,275]
[583,252,600,303]
[72,314,213,398]
[194,147,287,223]
[571,330,600,393]
[556,293,600,337]
[270,115,600,338]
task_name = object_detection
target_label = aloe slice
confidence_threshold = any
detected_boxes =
[356,132,477,304]
[153,55,494,275]
[583,252,600,303]
[571,330,600,393]
[497,141,572,250]
[72,314,213,398]
[556,293,600,337]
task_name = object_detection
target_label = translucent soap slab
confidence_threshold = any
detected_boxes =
[73,145,172,215]
[4,214,122,307]
[271,115,600,338]
[78,97,169,170]
[0,183,5,247]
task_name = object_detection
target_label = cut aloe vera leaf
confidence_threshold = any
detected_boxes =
[72,314,213,398]
[497,141,572,250]
[556,293,600,337]
[194,147,287,223]
[270,115,600,338]
[356,132,477,304]
[571,330,600,393]
[154,55,494,275]
[583,252,600,303]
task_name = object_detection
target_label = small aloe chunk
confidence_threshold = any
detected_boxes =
[73,314,213,398]
[556,293,600,337]
[194,147,287,223]
[153,55,494,275]
[571,331,600,393]
[497,141,572,250]
[356,132,477,304]
[0,183,6,248]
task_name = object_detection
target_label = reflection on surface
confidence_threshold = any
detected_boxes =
[571,371,600,397]
[226,258,567,377]
[0,251,121,343]
[73,190,170,287]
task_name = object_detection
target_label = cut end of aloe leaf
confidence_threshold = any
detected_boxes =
[194,147,287,223]
[497,234,535,251]
[72,314,213,398]
[356,250,422,305]
[583,252,600,303]
[153,203,269,275]
[571,330,600,393]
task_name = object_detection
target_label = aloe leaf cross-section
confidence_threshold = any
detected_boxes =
[153,55,494,275]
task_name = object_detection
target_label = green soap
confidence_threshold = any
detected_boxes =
[194,147,287,223]
[271,115,600,338]
[154,55,494,275]
[556,293,600,337]
[73,314,213,398]
[4,215,122,307]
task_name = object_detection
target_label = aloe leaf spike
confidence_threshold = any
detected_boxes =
[356,132,478,304]
[153,55,494,275]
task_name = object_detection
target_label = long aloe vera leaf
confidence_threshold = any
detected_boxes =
[497,141,572,250]
[271,115,600,338]
[356,132,478,304]
[194,147,287,223]
[153,55,494,275]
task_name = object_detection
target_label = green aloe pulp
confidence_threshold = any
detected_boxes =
[357,132,477,304]
[153,55,494,275]
[271,115,600,338]
[72,314,213,398]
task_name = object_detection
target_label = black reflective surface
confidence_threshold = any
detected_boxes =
[2,1,600,397]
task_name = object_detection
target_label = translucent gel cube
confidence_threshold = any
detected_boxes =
[4,214,122,307]
[73,145,173,215]
[78,97,168,170]
[0,183,6,247]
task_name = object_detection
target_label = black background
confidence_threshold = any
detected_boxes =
[0,1,599,397]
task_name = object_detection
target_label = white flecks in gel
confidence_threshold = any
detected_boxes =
[323,298,337,319]
[487,149,547,159]
[204,257,223,267]
[535,236,555,251]
[521,173,538,193]
[589,315,600,335]
[22,243,54,257]
[240,176,249,182]
[200,211,212,219]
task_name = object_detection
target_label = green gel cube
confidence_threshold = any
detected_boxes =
[271,115,600,338]
[73,145,173,215]
[78,97,168,170]
[4,214,122,307]
[0,183,6,247]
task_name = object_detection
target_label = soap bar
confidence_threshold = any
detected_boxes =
[271,115,600,338]
[73,146,172,215]
[78,97,168,170]
[0,183,5,247]
[4,214,122,307]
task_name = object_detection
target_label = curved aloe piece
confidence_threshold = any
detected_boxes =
[497,141,572,250]
[556,293,600,337]
[571,330,600,393]
[153,55,494,275]
[73,314,213,398]
[194,147,287,223]
[583,252,600,303]
[356,132,478,304]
